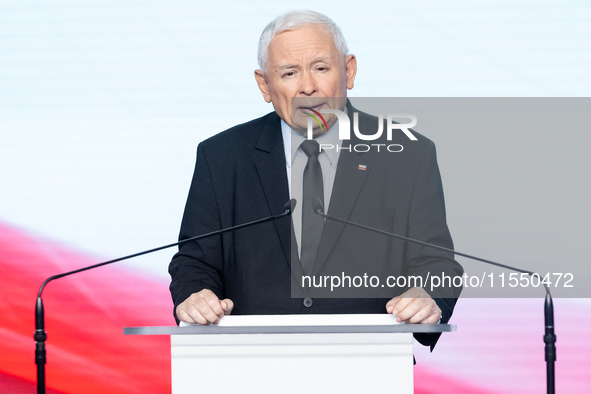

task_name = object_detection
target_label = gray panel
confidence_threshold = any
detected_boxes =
[124,324,456,335]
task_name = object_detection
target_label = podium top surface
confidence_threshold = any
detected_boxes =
[124,314,456,335]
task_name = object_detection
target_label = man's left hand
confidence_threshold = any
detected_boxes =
[386,287,441,324]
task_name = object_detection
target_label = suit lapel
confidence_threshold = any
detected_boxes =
[253,112,294,274]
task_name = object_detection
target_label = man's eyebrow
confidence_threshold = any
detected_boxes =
[277,58,333,70]
[277,64,299,70]
[310,57,331,64]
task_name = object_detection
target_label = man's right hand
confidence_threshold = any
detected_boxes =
[176,289,234,325]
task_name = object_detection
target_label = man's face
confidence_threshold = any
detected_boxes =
[255,25,357,136]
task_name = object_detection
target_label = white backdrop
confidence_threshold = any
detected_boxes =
[1,0,589,279]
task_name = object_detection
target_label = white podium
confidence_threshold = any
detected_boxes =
[125,314,455,394]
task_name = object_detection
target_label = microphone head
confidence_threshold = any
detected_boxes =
[284,199,297,215]
[313,196,324,215]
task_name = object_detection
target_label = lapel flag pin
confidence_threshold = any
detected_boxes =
[358,164,367,171]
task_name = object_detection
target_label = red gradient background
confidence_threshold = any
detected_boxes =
[1,221,590,393]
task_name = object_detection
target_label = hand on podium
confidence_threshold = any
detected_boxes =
[386,287,441,324]
[176,289,234,325]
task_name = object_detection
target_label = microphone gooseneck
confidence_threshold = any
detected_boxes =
[34,199,295,394]
[314,206,556,394]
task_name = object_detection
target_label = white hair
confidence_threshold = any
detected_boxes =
[257,10,349,72]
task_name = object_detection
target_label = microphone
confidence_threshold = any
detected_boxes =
[285,198,297,217]
[313,200,556,394]
[34,199,296,394]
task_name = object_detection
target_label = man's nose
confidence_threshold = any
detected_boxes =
[298,71,317,96]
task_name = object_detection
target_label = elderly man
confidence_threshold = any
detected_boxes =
[169,10,462,348]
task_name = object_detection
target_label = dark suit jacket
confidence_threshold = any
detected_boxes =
[169,102,463,348]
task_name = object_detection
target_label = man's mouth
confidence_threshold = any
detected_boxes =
[298,103,325,113]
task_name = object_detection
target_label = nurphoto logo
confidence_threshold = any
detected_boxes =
[303,108,418,153]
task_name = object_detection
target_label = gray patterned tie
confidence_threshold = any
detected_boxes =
[300,140,324,276]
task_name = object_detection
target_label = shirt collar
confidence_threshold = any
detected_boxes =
[281,106,346,168]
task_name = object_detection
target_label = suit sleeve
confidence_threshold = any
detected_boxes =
[405,140,463,349]
[168,143,225,324]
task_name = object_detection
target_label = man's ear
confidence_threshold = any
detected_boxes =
[254,69,272,103]
[345,54,357,90]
